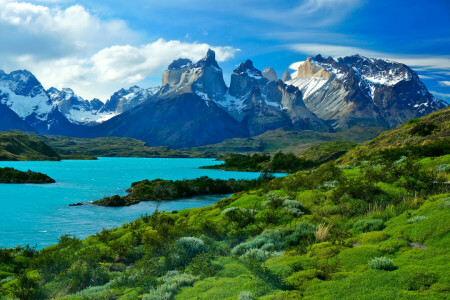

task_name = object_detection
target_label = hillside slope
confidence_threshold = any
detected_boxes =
[340,106,450,163]
[0,132,60,161]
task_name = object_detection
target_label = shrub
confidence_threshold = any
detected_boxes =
[186,253,221,278]
[409,122,438,136]
[408,216,427,223]
[176,237,206,257]
[318,180,339,191]
[221,207,254,227]
[283,199,304,217]
[238,291,255,300]
[68,260,109,293]
[263,193,285,210]
[143,271,198,300]
[353,219,385,233]
[10,272,41,300]
[232,222,315,255]
[368,256,395,271]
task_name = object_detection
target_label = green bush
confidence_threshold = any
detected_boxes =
[353,219,385,233]
[368,256,395,271]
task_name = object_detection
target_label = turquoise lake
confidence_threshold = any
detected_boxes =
[0,158,269,249]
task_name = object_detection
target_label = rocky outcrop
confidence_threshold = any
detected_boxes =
[282,71,292,82]
[262,67,278,81]
[158,49,228,103]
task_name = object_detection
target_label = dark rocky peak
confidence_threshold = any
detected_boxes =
[90,98,104,111]
[234,60,262,77]
[168,58,193,70]
[194,49,221,69]
[337,54,366,66]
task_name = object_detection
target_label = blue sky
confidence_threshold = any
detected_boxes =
[0,0,449,101]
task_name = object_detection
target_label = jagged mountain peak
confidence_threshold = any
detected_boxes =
[282,71,292,82]
[194,49,221,69]
[262,67,278,81]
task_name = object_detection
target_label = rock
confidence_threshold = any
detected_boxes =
[262,67,278,81]
[68,202,84,206]
[282,71,292,82]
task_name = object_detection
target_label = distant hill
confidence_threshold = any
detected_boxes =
[0,132,60,161]
[23,133,198,158]
[186,126,385,155]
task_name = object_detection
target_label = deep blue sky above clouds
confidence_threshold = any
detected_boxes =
[1,0,449,101]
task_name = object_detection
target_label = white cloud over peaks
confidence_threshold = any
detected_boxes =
[25,39,239,100]
[0,1,238,100]
[439,81,450,87]
[288,43,450,72]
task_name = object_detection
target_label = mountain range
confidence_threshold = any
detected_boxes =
[0,50,446,148]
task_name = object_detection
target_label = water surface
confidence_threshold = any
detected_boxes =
[0,158,268,249]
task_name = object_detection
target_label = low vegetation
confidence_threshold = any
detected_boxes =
[0,109,449,299]
[0,167,55,183]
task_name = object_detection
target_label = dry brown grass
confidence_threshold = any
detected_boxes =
[315,222,332,241]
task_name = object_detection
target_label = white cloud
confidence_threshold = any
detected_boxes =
[249,0,364,27]
[0,1,238,100]
[430,91,450,100]
[0,0,138,59]
[21,39,238,100]
[439,81,450,87]
[288,43,450,72]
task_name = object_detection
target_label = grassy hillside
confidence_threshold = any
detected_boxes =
[340,107,450,164]
[0,110,448,299]
[0,132,60,161]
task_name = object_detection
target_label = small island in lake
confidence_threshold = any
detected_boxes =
[0,167,55,183]
[92,175,270,206]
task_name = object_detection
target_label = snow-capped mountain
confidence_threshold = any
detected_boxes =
[0,70,73,133]
[0,69,159,134]
[287,55,447,128]
[0,51,446,148]
[100,85,159,115]
[95,50,247,148]
[47,87,110,124]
